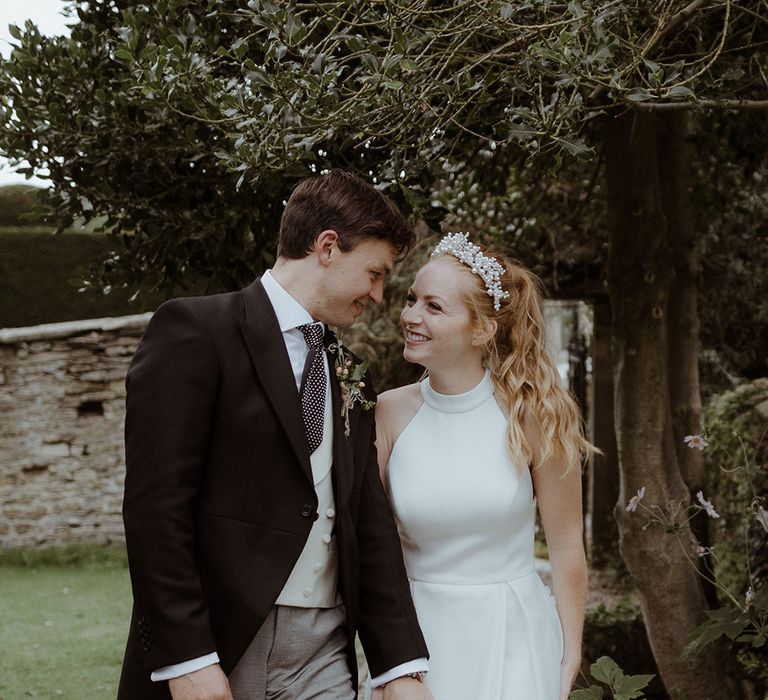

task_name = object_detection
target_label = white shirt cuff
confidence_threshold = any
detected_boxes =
[370,658,429,688]
[150,652,220,682]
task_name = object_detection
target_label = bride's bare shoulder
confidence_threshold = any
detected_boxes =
[375,382,424,482]
[376,382,423,437]
[378,381,422,414]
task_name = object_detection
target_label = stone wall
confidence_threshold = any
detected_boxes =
[0,314,151,548]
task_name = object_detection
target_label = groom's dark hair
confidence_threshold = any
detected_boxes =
[278,169,415,260]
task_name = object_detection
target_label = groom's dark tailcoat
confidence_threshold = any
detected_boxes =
[118,279,428,699]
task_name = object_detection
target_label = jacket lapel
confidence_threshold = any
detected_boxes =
[238,279,313,482]
[328,369,355,510]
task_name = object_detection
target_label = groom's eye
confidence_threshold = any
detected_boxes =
[405,293,416,305]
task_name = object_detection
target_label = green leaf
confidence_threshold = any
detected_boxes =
[570,688,604,700]
[555,137,591,157]
[663,85,695,99]
[500,4,513,20]
[113,49,134,62]
[687,607,751,654]
[613,674,655,700]
[362,53,380,72]
[567,1,585,18]
[349,360,368,381]
[383,80,403,90]
[589,656,653,700]
[625,87,653,102]
[8,24,22,41]
[642,58,660,74]
[591,656,623,687]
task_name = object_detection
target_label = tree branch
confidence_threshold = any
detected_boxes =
[629,97,768,111]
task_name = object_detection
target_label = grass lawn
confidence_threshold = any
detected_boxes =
[0,545,371,699]
[0,548,131,700]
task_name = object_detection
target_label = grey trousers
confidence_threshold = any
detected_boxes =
[228,605,356,700]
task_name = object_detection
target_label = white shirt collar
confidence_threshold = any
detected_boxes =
[261,269,316,333]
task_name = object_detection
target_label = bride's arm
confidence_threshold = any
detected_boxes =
[375,391,397,488]
[375,384,423,488]
[372,386,430,700]
[527,419,588,700]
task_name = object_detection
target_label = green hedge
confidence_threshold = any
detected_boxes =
[704,379,768,692]
[0,184,47,227]
[0,227,166,328]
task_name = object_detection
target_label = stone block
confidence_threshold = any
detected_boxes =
[26,352,66,365]
[79,370,109,383]
[74,468,97,483]
[36,443,71,460]
[104,345,132,357]
[44,432,77,444]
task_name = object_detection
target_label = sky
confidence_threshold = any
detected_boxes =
[1,0,71,187]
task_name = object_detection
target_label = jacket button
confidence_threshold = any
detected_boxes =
[300,504,314,518]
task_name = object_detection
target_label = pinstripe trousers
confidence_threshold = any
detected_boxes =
[228,605,356,700]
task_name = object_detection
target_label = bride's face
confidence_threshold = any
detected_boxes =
[401,257,481,370]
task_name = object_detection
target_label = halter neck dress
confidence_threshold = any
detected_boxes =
[386,370,563,700]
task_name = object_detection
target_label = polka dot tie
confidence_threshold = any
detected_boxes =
[298,323,326,454]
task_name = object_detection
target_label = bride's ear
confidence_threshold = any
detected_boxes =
[472,318,497,347]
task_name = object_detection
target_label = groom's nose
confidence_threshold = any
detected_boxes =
[369,279,384,304]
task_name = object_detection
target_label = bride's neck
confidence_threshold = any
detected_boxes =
[427,364,487,395]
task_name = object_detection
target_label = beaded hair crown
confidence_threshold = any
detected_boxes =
[431,232,510,311]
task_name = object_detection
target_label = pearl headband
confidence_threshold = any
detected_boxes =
[431,232,510,311]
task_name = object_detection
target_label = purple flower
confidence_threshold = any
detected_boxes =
[696,491,720,519]
[746,586,754,609]
[684,434,709,450]
[626,486,647,512]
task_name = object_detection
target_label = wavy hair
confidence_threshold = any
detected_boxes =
[434,250,596,473]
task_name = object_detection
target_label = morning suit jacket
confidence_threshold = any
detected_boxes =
[117,278,428,699]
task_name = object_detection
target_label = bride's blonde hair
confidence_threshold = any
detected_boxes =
[434,249,595,473]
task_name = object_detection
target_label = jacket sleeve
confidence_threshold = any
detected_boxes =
[353,392,429,675]
[123,299,220,671]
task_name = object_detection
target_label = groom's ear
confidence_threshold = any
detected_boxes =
[314,229,339,267]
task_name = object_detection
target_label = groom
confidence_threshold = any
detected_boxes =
[118,170,430,700]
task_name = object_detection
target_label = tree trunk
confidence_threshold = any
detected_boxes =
[657,111,718,608]
[602,109,731,700]
[587,298,621,569]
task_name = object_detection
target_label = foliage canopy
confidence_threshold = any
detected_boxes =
[1,0,766,294]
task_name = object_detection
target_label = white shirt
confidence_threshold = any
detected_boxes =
[152,271,426,685]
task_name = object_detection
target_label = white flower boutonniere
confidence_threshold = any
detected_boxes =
[327,342,375,436]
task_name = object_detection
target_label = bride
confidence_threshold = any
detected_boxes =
[372,234,592,700]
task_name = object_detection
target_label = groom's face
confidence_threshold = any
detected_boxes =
[316,237,396,328]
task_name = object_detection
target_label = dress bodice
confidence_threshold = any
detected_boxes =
[387,370,536,585]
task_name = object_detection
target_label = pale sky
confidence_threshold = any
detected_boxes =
[1,0,71,186]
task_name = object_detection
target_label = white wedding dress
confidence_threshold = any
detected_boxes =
[386,370,563,700]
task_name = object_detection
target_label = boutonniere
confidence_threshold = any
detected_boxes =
[327,342,375,436]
